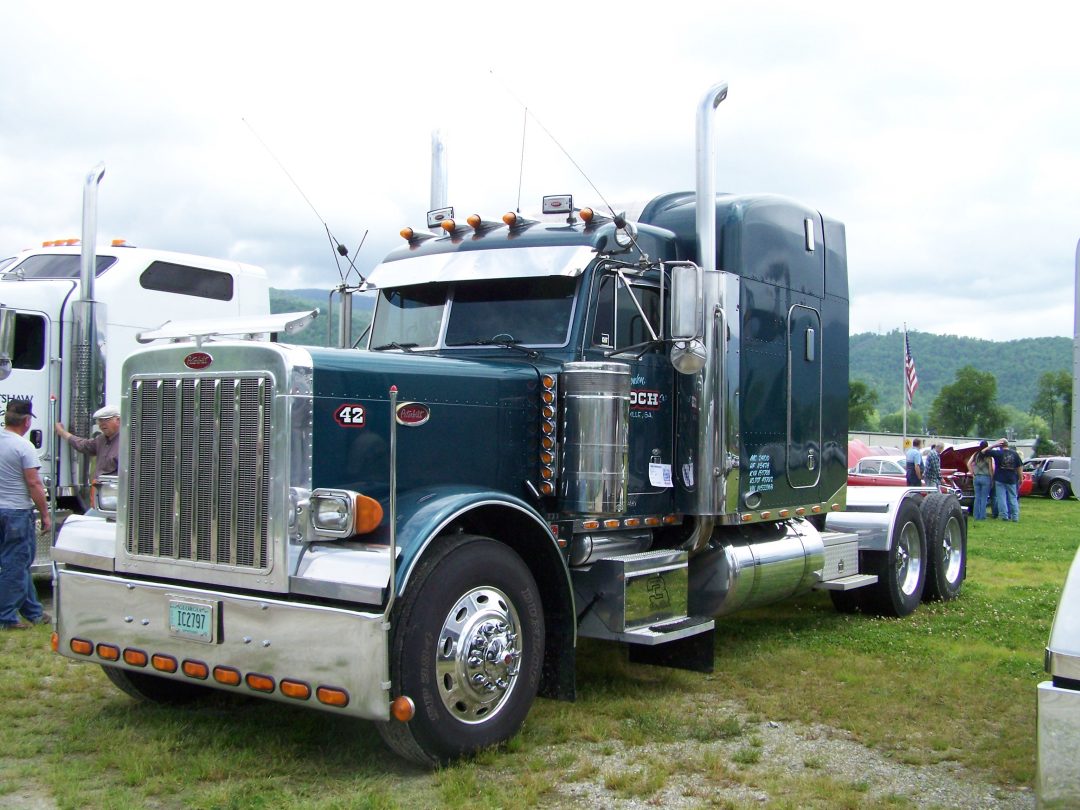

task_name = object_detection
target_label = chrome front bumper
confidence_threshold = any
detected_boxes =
[55,567,390,721]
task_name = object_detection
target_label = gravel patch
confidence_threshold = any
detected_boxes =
[531,710,1034,809]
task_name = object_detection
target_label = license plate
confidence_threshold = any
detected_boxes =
[168,598,216,643]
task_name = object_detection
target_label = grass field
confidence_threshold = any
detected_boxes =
[1,498,1075,808]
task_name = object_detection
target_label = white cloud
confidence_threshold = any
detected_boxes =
[2,1,1079,340]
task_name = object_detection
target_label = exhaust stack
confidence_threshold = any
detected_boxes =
[70,163,108,507]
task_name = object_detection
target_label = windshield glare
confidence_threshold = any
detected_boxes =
[370,276,577,349]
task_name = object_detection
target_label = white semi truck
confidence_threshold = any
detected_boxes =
[0,165,271,570]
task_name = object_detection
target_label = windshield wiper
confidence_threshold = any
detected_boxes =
[453,336,541,360]
[371,342,417,352]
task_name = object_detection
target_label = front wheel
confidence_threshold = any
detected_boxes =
[865,498,927,617]
[1049,480,1071,501]
[920,493,966,602]
[376,534,544,766]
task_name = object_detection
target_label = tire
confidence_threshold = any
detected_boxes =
[920,493,966,602]
[865,498,927,617]
[1049,480,1071,501]
[376,534,544,766]
[101,665,211,704]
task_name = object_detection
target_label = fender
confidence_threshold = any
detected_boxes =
[391,483,577,701]
[826,485,930,552]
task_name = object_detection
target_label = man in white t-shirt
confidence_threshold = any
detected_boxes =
[0,399,52,630]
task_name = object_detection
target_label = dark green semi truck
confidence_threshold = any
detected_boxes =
[52,82,966,765]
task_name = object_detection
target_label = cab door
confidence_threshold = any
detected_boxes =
[586,269,672,515]
[787,304,821,489]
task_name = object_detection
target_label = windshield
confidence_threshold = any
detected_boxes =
[370,275,578,349]
[4,254,117,279]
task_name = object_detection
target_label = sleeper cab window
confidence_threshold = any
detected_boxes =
[139,261,234,301]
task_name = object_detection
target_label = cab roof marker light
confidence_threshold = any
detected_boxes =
[579,208,612,226]
[399,227,436,244]
[502,211,538,230]
[467,214,504,232]
[440,219,457,233]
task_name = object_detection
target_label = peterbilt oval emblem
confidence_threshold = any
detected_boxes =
[395,402,430,427]
[184,351,213,370]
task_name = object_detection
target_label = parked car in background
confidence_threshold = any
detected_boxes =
[847,452,964,503]
[1037,543,1080,806]
[847,455,908,487]
[1024,457,1074,501]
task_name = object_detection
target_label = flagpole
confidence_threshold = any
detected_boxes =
[902,324,908,445]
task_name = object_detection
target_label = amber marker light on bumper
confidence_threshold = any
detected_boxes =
[391,695,416,722]
[316,686,350,707]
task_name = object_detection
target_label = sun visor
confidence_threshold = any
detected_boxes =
[366,245,594,288]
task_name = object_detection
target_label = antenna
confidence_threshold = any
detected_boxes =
[243,117,367,286]
[489,70,617,219]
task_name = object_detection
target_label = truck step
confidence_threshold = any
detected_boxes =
[625,616,716,674]
[813,573,878,591]
[573,548,691,639]
[625,615,714,645]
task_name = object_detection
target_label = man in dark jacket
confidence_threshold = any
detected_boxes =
[983,438,1023,522]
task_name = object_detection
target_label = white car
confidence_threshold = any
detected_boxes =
[1037,544,1080,806]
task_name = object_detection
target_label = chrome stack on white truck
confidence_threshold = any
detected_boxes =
[0,165,272,571]
[49,84,967,766]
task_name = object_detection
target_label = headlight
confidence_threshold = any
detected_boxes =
[309,489,384,539]
[311,491,352,534]
[94,476,119,515]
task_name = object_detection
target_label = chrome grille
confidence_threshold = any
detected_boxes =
[126,375,271,569]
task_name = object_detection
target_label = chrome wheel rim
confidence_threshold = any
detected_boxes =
[896,520,923,597]
[435,586,523,724]
[940,515,963,584]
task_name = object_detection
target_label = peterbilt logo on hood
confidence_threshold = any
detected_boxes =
[184,351,213,370]
[395,402,430,427]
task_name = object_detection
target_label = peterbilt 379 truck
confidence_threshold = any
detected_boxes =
[51,83,967,765]
[0,165,271,572]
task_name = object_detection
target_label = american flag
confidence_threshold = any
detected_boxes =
[904,332,919,406]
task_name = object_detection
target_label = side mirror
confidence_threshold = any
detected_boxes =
[669,263,707,374]
[670,263,703,340]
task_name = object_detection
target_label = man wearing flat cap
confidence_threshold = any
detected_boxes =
[0,399,51,630]
[55,404,120,476]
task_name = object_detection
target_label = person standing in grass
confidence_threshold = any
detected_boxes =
[905,438,924,485]
[983,438,1023,522]
[924,443,942,487]
[967,441,994,520]
[0,400,52,630]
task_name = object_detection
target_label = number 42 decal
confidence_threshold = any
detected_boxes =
[334,403,366,428]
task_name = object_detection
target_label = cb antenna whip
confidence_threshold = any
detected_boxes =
[242,117,367,285]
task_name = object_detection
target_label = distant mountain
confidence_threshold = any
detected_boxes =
[271,289,1072,414]
[850,330,1071,414]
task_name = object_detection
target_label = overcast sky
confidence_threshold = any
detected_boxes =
[2,2,1078,341]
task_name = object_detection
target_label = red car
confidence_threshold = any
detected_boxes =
[937,442,1033,510]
